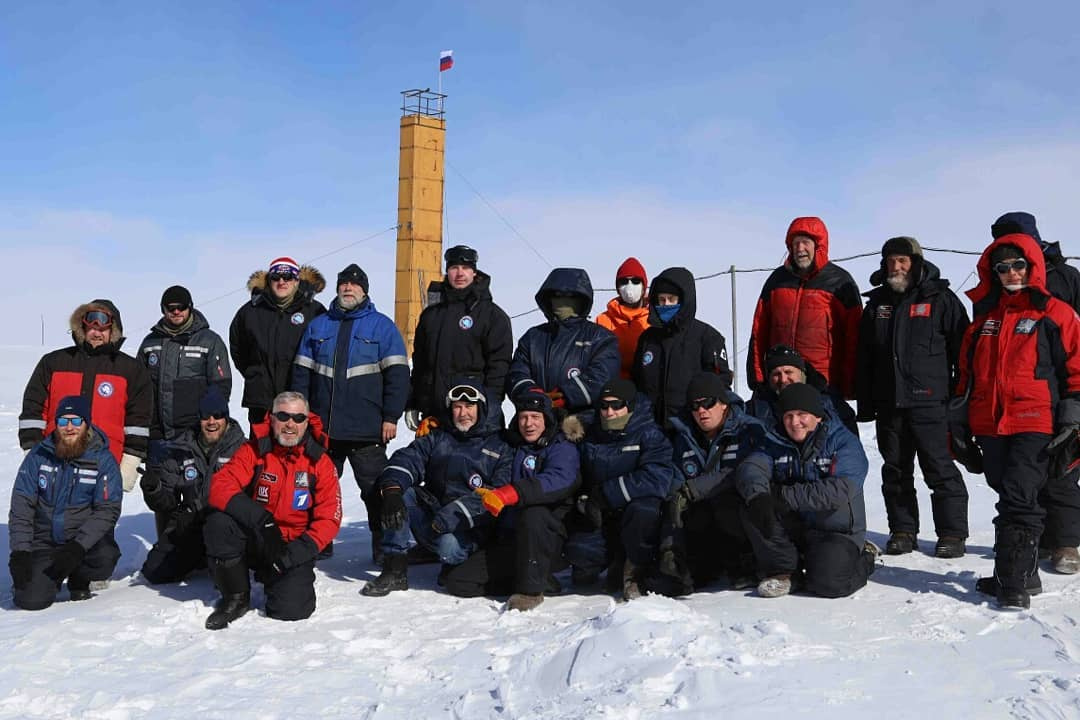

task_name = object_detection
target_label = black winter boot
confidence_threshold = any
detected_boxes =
[993,527,1039,610]
[205,558,251,630]
[361,554,408,597]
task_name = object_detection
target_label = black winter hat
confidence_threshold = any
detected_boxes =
[198,385,229,420]
[881,236,923,259]
[160,285,193,310]
[989,244,1025,266]
[765,344,806,373]
[685,372,738,405]
[444,245,479,269]
[651,277,682,299]
[992,211,1042,244]
[337,264,369,294]
[55,395,91,421]
[598,378,637,411]
[776,383,824,418]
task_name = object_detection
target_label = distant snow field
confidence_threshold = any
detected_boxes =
[1,345,1078,720]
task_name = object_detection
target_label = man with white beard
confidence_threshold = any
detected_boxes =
[855,237,971,559]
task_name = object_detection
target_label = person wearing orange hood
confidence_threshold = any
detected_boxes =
[958,233,1080,610]
[747,217,862,399]
[596,258,651,380]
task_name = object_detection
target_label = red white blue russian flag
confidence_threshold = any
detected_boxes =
[440,50,453,72]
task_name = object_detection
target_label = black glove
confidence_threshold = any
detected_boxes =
[169,507,199,539]
[9,551,32,589]
[257,513,287,564]
[745,494,776,537]
[380,487,407,530]
[273,536,318,573]
[43,541,86,582]
[1047,425,1080,480]
[139,467,161,494]
[576,492,607,530]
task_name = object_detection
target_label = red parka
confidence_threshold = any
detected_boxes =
[957,233,1080,437]
[747,217,862,398]
[208,412,342,551]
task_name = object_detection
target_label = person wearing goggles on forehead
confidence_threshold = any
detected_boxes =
[9,396,123,610]
[747,344,857,436]
[990,212,1080,575]
[139,386,246,586]
[854,237,971,560]
[596,257,651,381]
[19,299,152,496]
[230,256,326,427]
[564,378,673,601]
[138,285,231,457]
[633,266,733,426]
[406,245,513,434]
[735,383,876,600]
[362,379,511,598]
[291,262,409,562]
[654,373,770,597]
[506,268,620,428]
[202,391,341,628]
[958,232,1080,609]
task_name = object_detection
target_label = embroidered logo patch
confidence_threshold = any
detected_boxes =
[256,485,270,502]
[260,472,278,484]
[97,381,114,398]
[184,466,198,481]
[459,315,474,330]
[980,319,1001,336]
[291,312,305,325]
[293,489,311,510]
[642,351,654,366]
[683,461,698,477]
[294,471,309,489]
[468,473,483,488]
[1014,318,1037,334]
[909,303,931,318]
[148,352,159,367]
[38,474,47,490]
[876,305,893,319]
[524,455,537,471]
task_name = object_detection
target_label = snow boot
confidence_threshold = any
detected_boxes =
[885,532,916,555]
[361,553,408,597]
[1051,546,1080,574]
[975,571,1042,597]
[757,574,792,598]
[934,536,966,559]
[992,527,1039,610]
[205,558,251,630]
[507,593,544,611]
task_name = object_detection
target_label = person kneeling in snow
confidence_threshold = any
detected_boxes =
[202,391,341,629]
[735,383,877,599]
[362,379,512,597]
[9,396,122,610]
[443,388,580,611]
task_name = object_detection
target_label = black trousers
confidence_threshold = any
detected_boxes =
[443,505,567,597]
[14,532,121,611]
[203,510,316,621]
[142,519,208,584]
[740,506,872,599]
[681,492,756,584]
[875,405,968,538]
[978,433,1054,535]
[329,439,386,533]
[1041,468,1080,547]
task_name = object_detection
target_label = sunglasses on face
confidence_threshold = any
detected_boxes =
[994,259,1028,274]
[616,277,643,286]
[82,310,113,330]
[690,397,720,411]
[272,411,308,423]
[56,417,85,427]
[268,272,299,283]
[164,303,190,313]
[597,398,627,411]
[201,412,226,421]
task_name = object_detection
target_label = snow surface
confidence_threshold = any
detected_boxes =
[1,344,1079,720]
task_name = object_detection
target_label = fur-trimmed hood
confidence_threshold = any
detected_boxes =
[246,265,326,309]
[70,299,125,350]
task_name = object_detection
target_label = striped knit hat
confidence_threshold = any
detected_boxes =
[268,257,300,276]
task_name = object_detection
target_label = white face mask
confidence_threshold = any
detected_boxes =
[618,283,643,305]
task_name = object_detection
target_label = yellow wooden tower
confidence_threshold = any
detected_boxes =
[394,89,447,355]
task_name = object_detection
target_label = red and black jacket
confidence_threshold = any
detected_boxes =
[957,233,1080,437]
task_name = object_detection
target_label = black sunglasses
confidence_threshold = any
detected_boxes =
[616,277,643,286]
[994,259,1028,274]
[164,303,190,313]
[201,412,227,421]
[689,397,720,411]
[272,411,308,423]
[268,272,299,283]
[597,399,628,411]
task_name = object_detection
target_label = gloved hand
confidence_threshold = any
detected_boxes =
[43,541,86,582]
[380,486,407,530]
[547,388,566,410]
[404,409,422,432]
[666,485,692,529]
[475,485,519,517]
[745,494,776,537]
[169,507,199,539]
[1047,425,1080,479]
[432,501,470,534]
[9,550,32,589]
[416,416,440,437]
[139,467,161,495]
[120,453,142,493]
[272,536,317,573]
[256,513,287,564]
[576,492,607,530]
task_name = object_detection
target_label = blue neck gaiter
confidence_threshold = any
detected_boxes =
[657,304,681,324]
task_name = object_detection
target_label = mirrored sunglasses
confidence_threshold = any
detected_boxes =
[597,398,627,411]
[56,416,85,427]
[994,259,1028,274]
[689,397,720,411]
[82,310,113,329]
[272,411,308,423]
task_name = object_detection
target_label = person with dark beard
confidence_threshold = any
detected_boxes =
[8,396,123,610]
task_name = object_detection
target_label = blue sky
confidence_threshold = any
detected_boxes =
[2,2,1079,377]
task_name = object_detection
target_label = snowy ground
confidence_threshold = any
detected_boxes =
[1,345,1079,720]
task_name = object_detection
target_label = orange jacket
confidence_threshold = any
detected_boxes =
[596,297,651,380]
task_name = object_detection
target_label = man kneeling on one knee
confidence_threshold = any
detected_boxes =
[735,383,877,599]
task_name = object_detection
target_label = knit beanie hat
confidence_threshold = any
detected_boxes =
[268,257,301,276]
[598,377,637,411]
[337,263,370,294]
[776,383,824,418]
[685,372,738,405]
[991,212,1042,244]
[615,257,648,291]
[55,395,91,421]
[198,385,229,419]
[160,285,193,311]
[765,344,806,373]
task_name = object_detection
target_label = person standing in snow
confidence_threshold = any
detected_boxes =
[596,257,651,381]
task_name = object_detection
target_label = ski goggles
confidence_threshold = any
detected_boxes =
[993,259,1028,274]
[597,398,628,411]
[82,310,113,330]
[689,397,721,411]
[271,411,308,423]
[56,416,85,427]
[446,384,484,405]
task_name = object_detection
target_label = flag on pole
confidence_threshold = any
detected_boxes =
[440,50,454,72]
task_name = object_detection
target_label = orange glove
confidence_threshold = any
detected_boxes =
[475,485,520,517]
[546,388,566,409]
[416,416,440,437]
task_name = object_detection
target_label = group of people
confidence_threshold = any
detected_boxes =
[9,210,1080,626]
